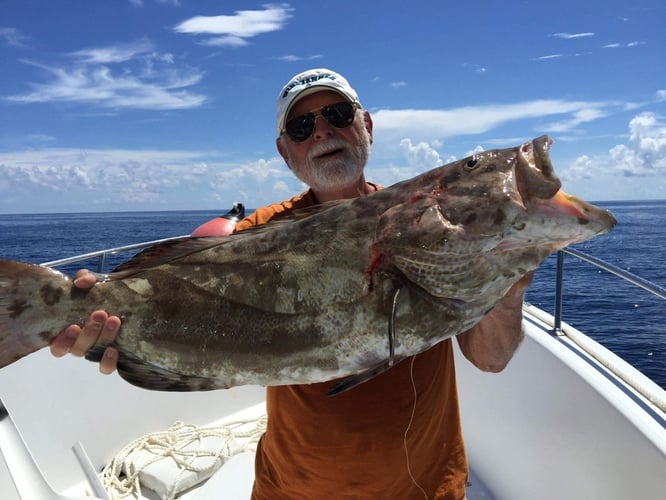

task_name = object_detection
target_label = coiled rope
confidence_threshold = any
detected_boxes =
[99,415,267,500]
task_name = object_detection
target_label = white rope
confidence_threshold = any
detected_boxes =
[99,415,267,500]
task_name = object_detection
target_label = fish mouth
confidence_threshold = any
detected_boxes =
[511,136,617,242]
[534,189,617,229]
[514,136,614,226]
[514,135,562,202]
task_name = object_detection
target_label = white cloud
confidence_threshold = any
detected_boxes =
[460,62,488,74]
[272,54,323,62]
[372,99,610,140]
[130,0,181,6]
[174,4,293,46]
[4,41,206,110]
[603,41,645,49]
[536,52,592,60]
[462,63,488,73]
[203,35,249,48]
[561,154,596,181]
[610,113,666,176]
[390,81,407,89]
[562,112,666,182]
[0,148,209,189]
[399,138,442,169]
[69,39,154,64]
[209,157,288,202]
[542,108,607,133]
[272,180,291,195]
[0,148,296,212]
[0,27,29,47]
[550,32,594,39]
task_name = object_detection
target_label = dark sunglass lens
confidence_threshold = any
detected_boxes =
[286,113,316,142]
[323,102,356,128]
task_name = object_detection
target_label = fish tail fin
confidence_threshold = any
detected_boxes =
[0,259,71,368]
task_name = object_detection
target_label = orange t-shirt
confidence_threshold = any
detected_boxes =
[235,188,468,500]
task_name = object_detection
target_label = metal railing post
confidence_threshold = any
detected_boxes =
[553,250,564,335]
[97,254,106,273]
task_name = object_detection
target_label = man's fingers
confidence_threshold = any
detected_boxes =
[100,347,119,375]
[69,310,109,357]
[50,306,121,378]
[51,270,121,376]
[49,324,81,357]
[73,270,98,289]
[98,315,121,343]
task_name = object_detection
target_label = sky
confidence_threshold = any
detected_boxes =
[0,0,664,214]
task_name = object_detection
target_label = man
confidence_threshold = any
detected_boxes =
[51,68,531,499]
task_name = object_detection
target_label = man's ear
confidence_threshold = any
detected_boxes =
[363,111,374,144]
[276,136,291,169]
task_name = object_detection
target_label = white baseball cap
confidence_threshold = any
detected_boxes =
[276,68,361,134]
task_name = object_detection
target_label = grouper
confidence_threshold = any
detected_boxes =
[0,136,616,394]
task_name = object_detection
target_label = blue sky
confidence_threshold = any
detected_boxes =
[0,0,664,214]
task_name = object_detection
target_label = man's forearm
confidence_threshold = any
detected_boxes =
[456,272,533,372]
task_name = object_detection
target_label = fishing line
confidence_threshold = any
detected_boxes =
[403,354,429,500]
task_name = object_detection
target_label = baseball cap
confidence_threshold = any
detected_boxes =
[276,68,361,134]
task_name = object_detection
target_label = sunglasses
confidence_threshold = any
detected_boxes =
[283,101,359,143]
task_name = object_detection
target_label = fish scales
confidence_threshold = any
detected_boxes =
[0,136,616,392]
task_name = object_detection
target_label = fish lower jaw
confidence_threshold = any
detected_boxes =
[491,238,558,252]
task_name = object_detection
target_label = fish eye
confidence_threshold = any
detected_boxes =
[465,158,478,170]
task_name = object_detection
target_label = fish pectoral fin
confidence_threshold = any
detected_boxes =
[327,360,395,397]
[85,346,223,392]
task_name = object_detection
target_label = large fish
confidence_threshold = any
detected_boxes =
[0,136,616,394]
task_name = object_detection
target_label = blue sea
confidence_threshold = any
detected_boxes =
[1,201,664,389]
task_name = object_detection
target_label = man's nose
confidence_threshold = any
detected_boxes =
[312,114,334,140]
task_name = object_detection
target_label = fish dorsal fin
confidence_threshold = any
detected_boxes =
[109,199,349,279]
[234,198,350,233]
[110,236,231,279]
[271,199,347,221]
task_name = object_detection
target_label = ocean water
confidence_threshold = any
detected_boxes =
[1,201,664,389]
[525,200,666,390]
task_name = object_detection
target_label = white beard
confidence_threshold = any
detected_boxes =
[289,127,372,192]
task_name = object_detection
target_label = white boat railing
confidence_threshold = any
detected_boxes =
[553,248,666,335]
[549,247,666,412]
[40,235,190,272]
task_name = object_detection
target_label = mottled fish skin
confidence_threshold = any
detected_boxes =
[0,136,616,391]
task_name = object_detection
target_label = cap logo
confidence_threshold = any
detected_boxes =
[281,72,338,99]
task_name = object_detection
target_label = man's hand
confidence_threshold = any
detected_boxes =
[456,271,535,372]
[49,269,121,375]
